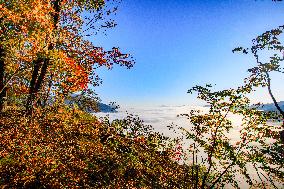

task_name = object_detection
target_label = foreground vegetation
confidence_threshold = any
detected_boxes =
[0,105,195,188]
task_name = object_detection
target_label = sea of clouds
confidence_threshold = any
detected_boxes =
[94,105,244,141]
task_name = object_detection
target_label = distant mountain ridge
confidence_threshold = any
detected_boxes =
[256,101,284,112]
[203,101,284,112]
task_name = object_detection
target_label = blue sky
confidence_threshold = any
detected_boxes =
[91,0,284,107]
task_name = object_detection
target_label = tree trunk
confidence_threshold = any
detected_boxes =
[26,57,44,114]
[0,17,7,112]
[34,58,49,106]
[25,0,61,114]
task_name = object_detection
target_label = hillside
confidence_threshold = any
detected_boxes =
[64,94,118,113]
[97,103,118,113]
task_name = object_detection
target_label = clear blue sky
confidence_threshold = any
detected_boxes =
[91,0,284,107]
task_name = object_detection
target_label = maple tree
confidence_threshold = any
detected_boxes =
[0,0,134,113]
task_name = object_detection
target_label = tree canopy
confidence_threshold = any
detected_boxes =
[0,0,134,113]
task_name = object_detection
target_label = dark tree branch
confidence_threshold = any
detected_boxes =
[266,72,284,119]
[0,46,6,112]
[265,72,284,143]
